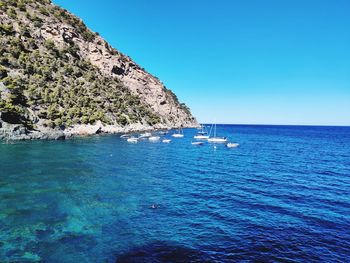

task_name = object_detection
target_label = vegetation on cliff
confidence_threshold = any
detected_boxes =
[0,0,195,134]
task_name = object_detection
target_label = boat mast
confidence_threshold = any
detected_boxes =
[208,124,214,137]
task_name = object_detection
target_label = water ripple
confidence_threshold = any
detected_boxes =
[0,125,350,262]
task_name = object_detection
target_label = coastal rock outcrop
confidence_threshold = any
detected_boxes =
[0,0,198,140]
[0,120,66,140]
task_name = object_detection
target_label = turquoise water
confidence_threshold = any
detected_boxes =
[1,125,350,262]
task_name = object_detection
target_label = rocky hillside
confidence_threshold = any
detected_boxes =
[0,0,197,140]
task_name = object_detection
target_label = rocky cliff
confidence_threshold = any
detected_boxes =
[0,0,198,140]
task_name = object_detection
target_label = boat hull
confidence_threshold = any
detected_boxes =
[227,143,239,148]
[172,134,184,138]
[149,136,160,142]
[194,135,209,140]
[208,137,227,143]
[139,132,152,138]
[127,138,138,143]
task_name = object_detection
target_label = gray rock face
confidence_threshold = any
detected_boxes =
[0,0,198,140]
[39,21,197,128]
[0,120,66,141]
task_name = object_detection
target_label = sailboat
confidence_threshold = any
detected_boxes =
[208,124,227,143]
[171,128,184,138]
[194,124,209,140]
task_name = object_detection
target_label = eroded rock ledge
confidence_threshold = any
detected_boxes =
[0,120,197,141]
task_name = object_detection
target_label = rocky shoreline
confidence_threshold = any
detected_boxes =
[0,120,198,141]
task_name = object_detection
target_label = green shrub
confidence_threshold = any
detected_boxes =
[54,118,62,127]
[0,100,25,124]
[117,115,128,126]
[39,6,49,16]
[17,2,26,11]
[20,25,31,37]
[81,30,95,42]
[7,8,17,19]
[0,66,8,79]
[81,115,89,124]
[0,24,14,35]
[32,16,43,27]
[44,40,55,50]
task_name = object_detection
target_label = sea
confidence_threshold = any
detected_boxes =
[0,125,349,262]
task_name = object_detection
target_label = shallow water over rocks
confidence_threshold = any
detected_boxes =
[1,125,349,262]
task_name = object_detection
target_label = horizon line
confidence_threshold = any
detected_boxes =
[199,123,350,127]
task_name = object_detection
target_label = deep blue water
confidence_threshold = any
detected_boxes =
[0,125,350,262]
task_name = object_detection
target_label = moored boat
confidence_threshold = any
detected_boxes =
[226,143,239,148]
[194,133,209,140]
[127,137,138,143]
[139,132,152,139]
[172,128,184,138]
[194,124,209,139]
[149,136,160,142]
[158,131,168,135]
[162,139,171,143]
[208,124,227,143]
[172,134,184,138]
[208,137,227,143]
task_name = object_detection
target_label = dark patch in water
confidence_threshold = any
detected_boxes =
[115,242,211,263]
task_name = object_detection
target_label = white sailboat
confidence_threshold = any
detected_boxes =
[194,124,209,140]
[172,128,184,138]
[208,124,227,143]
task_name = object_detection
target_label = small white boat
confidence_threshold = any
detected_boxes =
[226,143,239,148]
[127,137,138,143]
[120,134,129,139]
[172,128,184,138]
[191,141,204,146]
[158,131,168,135]
[162,139,171,143]
[139,132,152,138]
[208,137,227,143]
[149,136,160,142]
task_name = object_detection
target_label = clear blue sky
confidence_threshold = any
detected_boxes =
[53,0,350,126]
